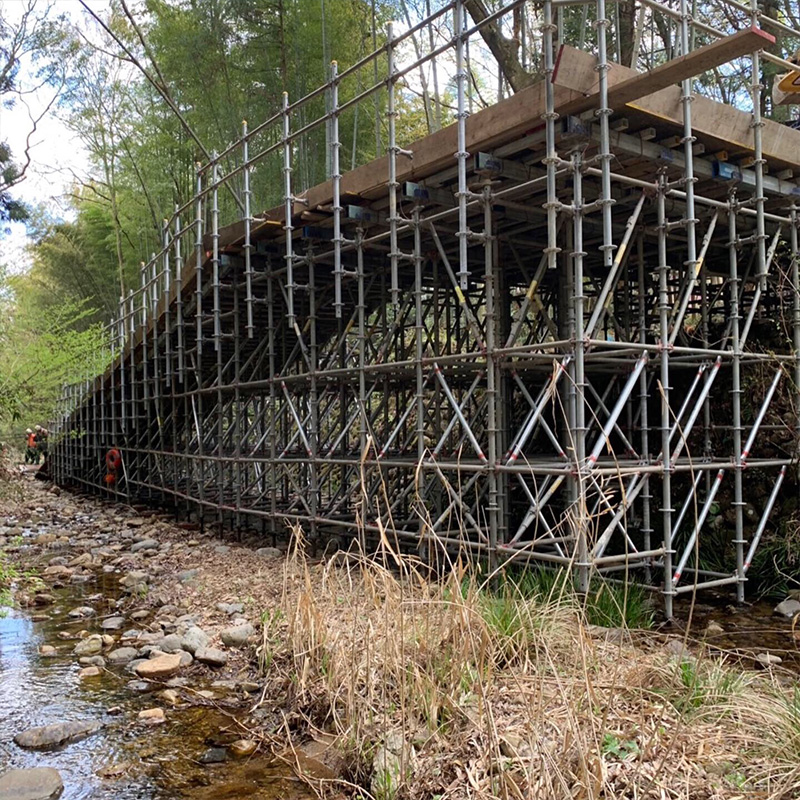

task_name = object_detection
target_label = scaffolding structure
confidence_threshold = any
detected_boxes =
[51,0,800,615]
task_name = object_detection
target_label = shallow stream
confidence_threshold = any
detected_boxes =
[0,569,310,799]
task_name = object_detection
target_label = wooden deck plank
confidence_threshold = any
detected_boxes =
[554,27,774,118]
[554,42,800,171]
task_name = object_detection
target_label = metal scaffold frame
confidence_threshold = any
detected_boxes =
[50,0,800,614]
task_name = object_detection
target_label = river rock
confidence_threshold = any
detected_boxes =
[178,569,199,583]
[79,656,105,667]
[370,731,415,798]
[199,747,227,764]
[216,602,244,616]
[67,607,95,619]
[107,647,137,665]
[130,539,159,553]
[78,666,102,678]
[101,616,125,632]
[14,720,101,750]
[220,623,254,649]
[69,552,94,568]
[126,518,146,528]
[256,547,282,559]
[39,646,57,658]
[756,652,782,667]
[126,680,153,694]
[195,647,228,667]
[120,571,148,588]
[157,689,180,706]
[229,739,257,758]
[73,635,103,657]
[180,626,209,655]
[774,598,800,618]
[42,565,72,579]
[0,767,64,799]
[157,634,184,653]
[214,545,230,554]
[33,594,54,606]
[130,610,149,621]
[137,708,166,725]
[135,653,182,680]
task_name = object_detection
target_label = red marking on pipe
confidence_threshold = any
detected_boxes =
[673,570,682,582]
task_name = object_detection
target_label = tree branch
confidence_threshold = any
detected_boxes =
[78,0,244,213]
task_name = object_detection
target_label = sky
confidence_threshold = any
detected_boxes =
[1,0,109,273]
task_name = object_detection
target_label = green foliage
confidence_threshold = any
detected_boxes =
[0,142,28,228]
[601,732,639,760]
[745,511,800,599]
[257,607,285,675]
[585,579,654,630]
[0,265,108,430]
[671,657,746,716]
[0,547,19,617]
[501,567,654,629]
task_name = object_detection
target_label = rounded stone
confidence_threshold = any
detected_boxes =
[134,653,182,680]
[0,767,64,799]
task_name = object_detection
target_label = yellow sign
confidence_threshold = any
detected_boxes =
[777,71,800,93]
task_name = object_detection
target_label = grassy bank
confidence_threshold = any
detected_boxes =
[260,533,800,800]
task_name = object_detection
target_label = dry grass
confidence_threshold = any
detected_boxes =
[258,530,800,800]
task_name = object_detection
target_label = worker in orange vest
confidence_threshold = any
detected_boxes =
[24,429,38,464]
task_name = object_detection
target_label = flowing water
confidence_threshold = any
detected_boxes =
[0,567,311,799]
[671,591,800,672]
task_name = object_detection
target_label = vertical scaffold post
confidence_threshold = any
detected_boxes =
[267,257,277,543]
[331,61,344,319]
[728,192,745,603]
[571,151,589,594]
[119,295,126,433]
[174,206,185,382]
[542,0,560,272]
[483,182,500,571]
[747,0,767,604]
[387,23,401,307]
[637,233,652,581]
[163,219,172,389]
[282,92,296,330]
[792,207,800,476]
[658,172,675,619]
[356,229,367,552]
[211,154,221,353]
[412,206,425,548]
[454,0,470,289]
[242,121,255,338]
[195,167,204,357]
[595,0,614,269]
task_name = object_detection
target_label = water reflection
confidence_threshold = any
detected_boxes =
[0,579,309,799]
